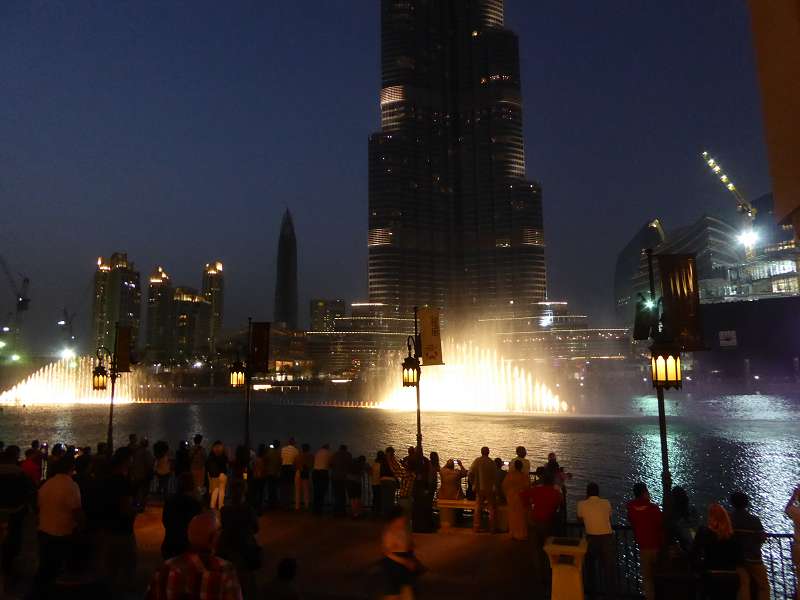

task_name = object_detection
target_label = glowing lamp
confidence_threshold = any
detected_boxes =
[230,361,246,388]
[738,229,758,250]
[650,347,682,390]
[93,364,109,391]
[402,354,420,387]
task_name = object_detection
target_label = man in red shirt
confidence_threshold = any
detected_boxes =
[146,511,242,600]
[520,469,562,581]
[626,482,663,600]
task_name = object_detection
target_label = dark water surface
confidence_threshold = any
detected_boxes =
[1,390,798,532]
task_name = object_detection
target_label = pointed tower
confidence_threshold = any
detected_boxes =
[274,210,298,329]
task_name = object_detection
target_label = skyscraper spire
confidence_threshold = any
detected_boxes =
[274,209,298,329]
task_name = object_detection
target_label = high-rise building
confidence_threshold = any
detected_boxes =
[173,287,211,360]
[146,266,174,362]
[309,299,346,332]
[92,252,141,351]
[368,0,546,327]
[274,210,298,330]
[202,261,225,356]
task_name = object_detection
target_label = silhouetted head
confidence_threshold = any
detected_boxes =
[188,512,220,554]
[301,443,310,453]
[586,482,600,498]
[494,457,503,469]
[516,446,526,458]
[708,503,734,540]
[111,447,132,473]
[480,446,490,457]
[376,450,385,462]
[633,482,649,500]
[730,491,750,511]
[194,434,203,446]
[430,452,440,468]
[1,445,20,464]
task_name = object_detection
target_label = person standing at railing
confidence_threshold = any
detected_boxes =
[189,434,207,499]
[279,438,299,510]
[312,443,332,514]
[371,451,385,516]
[691,503,741,600]
[380,447,403,517]
[577,482,616,597]
[730,491,771,600]
[786,485,800,596]
[469,446,497,533]
[521,468,562,582]
[294,443,313,511]
[330,444,352,516]
[207,441,229,511]
[627,482,663,600]
[502,459,529,541]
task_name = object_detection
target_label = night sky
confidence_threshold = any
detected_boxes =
[1,1,770,353]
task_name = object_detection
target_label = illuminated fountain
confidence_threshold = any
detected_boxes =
[377,340,569,414]
[0,356,160,406]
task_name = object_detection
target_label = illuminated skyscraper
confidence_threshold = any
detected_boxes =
[172,287,212,360]
[202,261,224,355]
[274,210,298,330]
[92,252,141,350]
[368,0,546,325]
[146,266,174,362]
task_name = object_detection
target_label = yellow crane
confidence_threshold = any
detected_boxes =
[700,151,758,253]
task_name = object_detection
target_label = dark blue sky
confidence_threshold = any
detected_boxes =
[0,1,770,352]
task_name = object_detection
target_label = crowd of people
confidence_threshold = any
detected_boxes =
[0,435,798,599]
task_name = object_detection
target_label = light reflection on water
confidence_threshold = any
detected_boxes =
[0,391,797,532]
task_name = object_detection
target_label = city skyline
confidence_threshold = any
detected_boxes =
[0,2,770,352]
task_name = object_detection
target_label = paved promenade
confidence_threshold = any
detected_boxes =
[9,507,546,599]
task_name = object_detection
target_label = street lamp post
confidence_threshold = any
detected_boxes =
[93,330,120,453]
[401,307,423,456]
[646,249,681,511]
[229,318,253,449]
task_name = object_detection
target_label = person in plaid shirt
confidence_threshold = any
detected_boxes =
[146,511,242,600]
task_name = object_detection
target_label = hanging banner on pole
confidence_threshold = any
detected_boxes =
[250,322,271,374]
[657,254,704,351]
[418,307,444,365]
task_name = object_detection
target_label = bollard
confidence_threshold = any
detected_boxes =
[544,536,588,600]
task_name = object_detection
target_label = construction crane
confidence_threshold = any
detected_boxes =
[700,151,759,252]
[0,254,31,338]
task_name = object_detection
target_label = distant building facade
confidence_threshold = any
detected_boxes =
[368,0,546,327]
[202,261,225,356]
[145,266,174,363]
[173,287,211,361]
[310,299,346,332]
[92,252,141,351]
[274,210,298,330]
[308,302,413,378]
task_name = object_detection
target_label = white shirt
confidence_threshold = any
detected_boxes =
[313,447,332,470]
[577,495,613,535]
[38,474,81,536]
[280,444,299,466]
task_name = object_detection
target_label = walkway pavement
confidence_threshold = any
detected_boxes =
[7,507,547,599]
